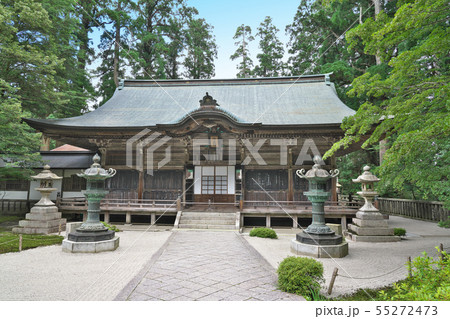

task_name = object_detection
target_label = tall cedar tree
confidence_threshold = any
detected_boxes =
[230,24,255,78]
[0,0,57,177]
[96,0,133,104]
[183,18,218,79]
[286,0,377,110]
[130,0,197,79]
[254,16,285,77]
[325,0,450,207]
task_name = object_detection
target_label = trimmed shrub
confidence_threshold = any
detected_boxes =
[277,256,324,299]
[249,227,277,239]
[394,228,406,236]
[101,221,121,232]
[438,218,450,228]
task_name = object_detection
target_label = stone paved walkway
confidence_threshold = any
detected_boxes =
[119,231,304,301]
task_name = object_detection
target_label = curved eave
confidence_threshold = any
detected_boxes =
[23,114,345,135]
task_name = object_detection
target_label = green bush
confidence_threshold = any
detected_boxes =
[379,248,450,301]
[438,218,450,228]
[277,256,324,299]
[394,228,406,236]
[101,221,121,232]
[249,227,277,239]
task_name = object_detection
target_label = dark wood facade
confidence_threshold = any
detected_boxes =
[24,76,356,205]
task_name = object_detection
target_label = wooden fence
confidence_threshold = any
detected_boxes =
[377,197,449,221]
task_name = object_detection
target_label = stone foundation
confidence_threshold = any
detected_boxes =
[62,237,119,253]
[290,239,348,258]
[13,205,66,235]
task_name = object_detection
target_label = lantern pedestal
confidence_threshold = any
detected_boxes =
[13,205,66,235]
[13,166,66,235]
[345,166,399,242]
[62,154,119,253]
[291,156,348,258]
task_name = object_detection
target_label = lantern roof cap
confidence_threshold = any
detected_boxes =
[77,154,117,179]
[352,165,380,183]
[31,165,62,180]
[296,155,339,180]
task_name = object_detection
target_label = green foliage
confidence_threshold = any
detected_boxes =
[285,0,375,107]
[230,24,254,78]
[438,218,450,229]
[336,149,378,196]
[0,80,41,179]
[379,249,450,301]
[101,221,121,232]
[253,16,285,77]
[249,227,277,239]
[0,232,64,254]
[183,18,218,79]
[394,228,406,236]
[325,0,450,208]
[130,0,199,79]
[277,256,324,299]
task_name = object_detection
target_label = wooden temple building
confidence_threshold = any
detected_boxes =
[22,75,358,228]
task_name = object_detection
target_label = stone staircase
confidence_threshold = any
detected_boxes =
[177,211,237,230]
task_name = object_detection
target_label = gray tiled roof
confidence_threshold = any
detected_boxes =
[29,76,355,127]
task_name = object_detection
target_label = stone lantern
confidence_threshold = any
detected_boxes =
[290,155,348,258]
[62,154,120,253]
[13,165,66,234]
[346,166,399,242]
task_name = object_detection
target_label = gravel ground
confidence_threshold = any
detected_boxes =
[244,215,450,298]
[0,230,171,300]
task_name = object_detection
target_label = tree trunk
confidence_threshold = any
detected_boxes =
[113,1,121,87]
[372,0,382,65]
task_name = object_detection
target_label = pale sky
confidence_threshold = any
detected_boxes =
[188,0,301,78]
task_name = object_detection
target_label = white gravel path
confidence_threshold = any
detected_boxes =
[244,215,450,298]
[0,230,171,301]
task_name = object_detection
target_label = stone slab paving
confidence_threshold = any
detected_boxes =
[120,231,304,301]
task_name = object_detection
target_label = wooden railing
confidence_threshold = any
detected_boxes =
[57,197,181,212]
[0,199,32,213]
[378,198,449,221]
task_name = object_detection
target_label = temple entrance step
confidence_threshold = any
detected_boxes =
[178,211,237,230]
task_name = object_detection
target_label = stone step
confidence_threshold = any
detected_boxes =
[181,212,236,218]
[180,219,235,225]
[181,215,235,221]
[19,218,66,229]
[178,224,236,230]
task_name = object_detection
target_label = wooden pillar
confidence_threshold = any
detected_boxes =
[126,212,131,224]
[182,168,186,206]
[341,215,347,231]
[288,168,294,202]
[104,212,110,223]
[331,155,337,203]
[266,215,271,228]
[99,148,107,167]
[292,216,297,228]
[40,135,50,151]
[138,171,144,199]
[151,213,156,225]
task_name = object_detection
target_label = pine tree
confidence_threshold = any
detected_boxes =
[254,16,285,77]
[230,24,255,78]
